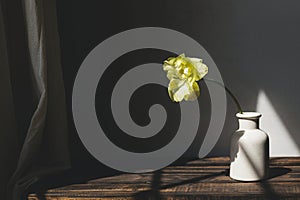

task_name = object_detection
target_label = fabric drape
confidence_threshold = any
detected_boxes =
[0,0,70,199]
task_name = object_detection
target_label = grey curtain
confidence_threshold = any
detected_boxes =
[0,0,70,199]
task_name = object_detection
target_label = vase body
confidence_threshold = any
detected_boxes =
[229,112,269,181]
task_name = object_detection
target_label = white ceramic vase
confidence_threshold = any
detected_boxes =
[229,112,269,181]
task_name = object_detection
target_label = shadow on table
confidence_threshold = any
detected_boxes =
[133,167,291,200]
[268,167,291,179]
[25,157,291,200]
[133,170,226,200]
[24,163,120,200]
[257,167,291,200]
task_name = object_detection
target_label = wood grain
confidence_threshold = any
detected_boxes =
[27,157,300,200]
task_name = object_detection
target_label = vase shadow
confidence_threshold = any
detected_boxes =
[268,167,291,179]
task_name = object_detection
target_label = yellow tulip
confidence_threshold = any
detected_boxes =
[163,54,208,102]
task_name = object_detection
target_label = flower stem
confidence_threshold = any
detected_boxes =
[203,78,243,114]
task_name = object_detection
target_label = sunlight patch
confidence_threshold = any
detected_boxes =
[257,90,300,156]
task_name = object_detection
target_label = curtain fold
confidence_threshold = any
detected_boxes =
[0,1,19,199]
[0,0,71,199]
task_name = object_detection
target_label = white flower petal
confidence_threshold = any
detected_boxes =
[173,82,190,102]
[163,64,174,71]
[187,57,203,63]
[194,62,208,79]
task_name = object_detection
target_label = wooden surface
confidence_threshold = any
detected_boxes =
[28,157,300,200]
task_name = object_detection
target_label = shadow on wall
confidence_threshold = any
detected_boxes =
[56,0,300,171]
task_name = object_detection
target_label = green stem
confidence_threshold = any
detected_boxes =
[203,78,243,114]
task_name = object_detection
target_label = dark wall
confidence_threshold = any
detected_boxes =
[56,0,300,169]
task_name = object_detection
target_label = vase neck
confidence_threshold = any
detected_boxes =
[238,118,259,130]
[236,112,261,130]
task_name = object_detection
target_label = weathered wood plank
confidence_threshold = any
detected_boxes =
[28,157,300,200]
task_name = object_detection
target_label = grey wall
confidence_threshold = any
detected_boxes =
[56,0,300,169]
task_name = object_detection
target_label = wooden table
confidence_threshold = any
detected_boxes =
[28,157,300,200]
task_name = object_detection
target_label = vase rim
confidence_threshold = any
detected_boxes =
[236,112,262,119]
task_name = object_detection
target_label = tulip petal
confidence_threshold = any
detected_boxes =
[186,57,208,79]
[163,54,208,102]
